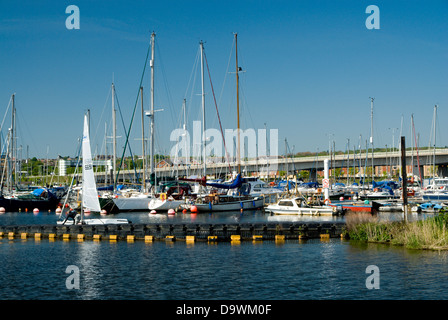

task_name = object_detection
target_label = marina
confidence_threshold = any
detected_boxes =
[0,0,447,307]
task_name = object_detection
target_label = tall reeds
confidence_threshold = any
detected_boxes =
[344,211,448,250]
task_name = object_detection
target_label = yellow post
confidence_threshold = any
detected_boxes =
[275,235,285,242]
[21,233,28,239]
[93,234,102,241]
[186,235,195,243]
[127,235,135,242]
[48,233,56,240]
[230,235,241,242]
[252,235,263,241]
[109,235,118,241]
[165,235,175,242]
[63,234,71,240]
[8,232,15,238]
[34,233,42,240]
[208,235,218,242]
[77,234,85,241]
[144,235,154,242]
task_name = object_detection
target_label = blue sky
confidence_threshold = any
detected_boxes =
[0,0,447,159]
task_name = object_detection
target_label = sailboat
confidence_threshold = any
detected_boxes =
[57,113,130,225]
[0,94,62,212]
[180,35,264,213]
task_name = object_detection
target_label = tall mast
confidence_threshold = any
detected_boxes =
[9,93,15,192]
[234,33,241,174]
[432,105,437,181]
[140,86,146,192]
[182,98,188,177]
[104,122,108,186]
[411,114,422,182]
[150,32,156,188]
[112,82,117,189]
[200,40,206,178]
[369,97,374,183]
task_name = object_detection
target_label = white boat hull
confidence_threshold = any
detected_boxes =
[148,198,185,211]
[112,195,154,211]
[265,206,335,216]
[57,218,130,225]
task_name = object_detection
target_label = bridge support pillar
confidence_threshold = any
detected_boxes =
[438,164,448,178]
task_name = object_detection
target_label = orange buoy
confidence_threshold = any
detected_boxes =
[0,207,5,213]
[33,208,39,213]
[150,210,157,214]
[182,209,187,214]
[55,207,62,214]
[168,209,175,215]
[190,205,198,213]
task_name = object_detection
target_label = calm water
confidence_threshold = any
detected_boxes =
[1,210,447,300]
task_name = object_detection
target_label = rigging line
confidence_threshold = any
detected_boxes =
[185,48,200,126]
[14,107,38,158]
[114,86,140,183]
[92,86,112,146]
[203,50,232,173]
[218,36,235,107]
[0,96,12,137]
[156,42,177,130]
[115,39,151,186]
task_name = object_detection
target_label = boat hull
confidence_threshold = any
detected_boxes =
[148,198,185,211]
[0,196,60,212]
[182,197,264,212]
[329,201,381,214]
[112,195,154,212]
[266,206,335,216]
[57,218,130,225]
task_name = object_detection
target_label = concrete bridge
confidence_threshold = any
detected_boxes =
[91,148,448,183]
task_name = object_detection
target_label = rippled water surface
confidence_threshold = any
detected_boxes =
[1,210,447,300]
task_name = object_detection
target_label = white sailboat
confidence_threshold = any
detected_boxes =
[58,113,130,225]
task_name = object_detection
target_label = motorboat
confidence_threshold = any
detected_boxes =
[265,196,343,216]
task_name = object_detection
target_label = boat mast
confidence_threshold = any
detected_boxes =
[104,122,108,186]
[150,32,156,190]
[112,82,117,189]
[182,98,189,177]
[9,94,15,192]
[411,114,422,182]
[369,97,374,183]
[235,33,241,174]
[140,86,146,192]
[200,40,206,178]
[432,105,437,182]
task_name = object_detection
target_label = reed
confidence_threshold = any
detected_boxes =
[345,210,448,250]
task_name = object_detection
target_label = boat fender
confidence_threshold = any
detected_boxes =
[209,202,212,210]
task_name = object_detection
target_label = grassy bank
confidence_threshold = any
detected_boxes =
[345,210,448,250]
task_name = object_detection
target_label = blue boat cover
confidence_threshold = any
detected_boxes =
[31,188,45,196]
[206,174,243,189]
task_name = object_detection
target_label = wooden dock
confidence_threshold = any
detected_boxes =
[0,222,347,242]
